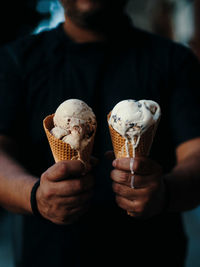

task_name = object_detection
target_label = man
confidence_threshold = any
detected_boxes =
[0,0,200,266]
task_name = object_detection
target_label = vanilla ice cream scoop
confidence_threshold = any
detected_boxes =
[109,99,161,156]
[51,99,96,151]
[54,99,96,131]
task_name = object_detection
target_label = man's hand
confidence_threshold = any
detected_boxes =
[110,156,165,218]
[36,160,95,225]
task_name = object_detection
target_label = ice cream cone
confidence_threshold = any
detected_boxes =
[43,114,96,165]
[107,112,160,216]
[107,112,159,158]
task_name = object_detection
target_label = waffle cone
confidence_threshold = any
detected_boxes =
[43,114,96,165]
[107,112,159,158]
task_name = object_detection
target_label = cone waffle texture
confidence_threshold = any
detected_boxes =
[43,114,95,164]
[107,112,159,158]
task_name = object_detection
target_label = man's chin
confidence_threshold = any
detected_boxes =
[76,0,101,12]
[63,0,128,32]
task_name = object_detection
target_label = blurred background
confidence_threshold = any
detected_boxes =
[0,0,200,266]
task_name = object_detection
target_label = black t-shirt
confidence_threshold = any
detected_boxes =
[0,22,200,267]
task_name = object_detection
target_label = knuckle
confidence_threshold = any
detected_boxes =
[119,170,129,183]
[115,158,127,169]
[53,199,61,211]
[112,182,117,192]
[112,183,121,194]
[41,171,49,181]
[115,195,122,206]
[67,183,75,195]
[117,159,123,169]
[111,169,129,183]
[43,186,55,199]
[57,161,68,175]
[114,159,119,169]
[110,170,115,179]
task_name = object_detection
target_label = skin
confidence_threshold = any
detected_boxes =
[1,135,200,224]
[0,1,126,224]
[110,155,164,218]
[36,160,95,225]
[107,137,200,217]
[60,0,128,43]
[0,136,96,224]
[60,0,128,25]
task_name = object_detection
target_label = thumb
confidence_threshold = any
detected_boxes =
[42,160,85,182]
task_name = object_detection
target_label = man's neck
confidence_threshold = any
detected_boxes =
[63,17,106,43]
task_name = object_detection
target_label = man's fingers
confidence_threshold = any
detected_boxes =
[112,157,162,175]
[49,173,95,197]
[112,182,147,200]
[42,160,85,182]
[53,204,90,225]
[115,195,141,215]
[66,203,90,217]
[60,190,93,209]
[110,169,154,188]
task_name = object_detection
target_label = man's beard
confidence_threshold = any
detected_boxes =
[61,0,128,33]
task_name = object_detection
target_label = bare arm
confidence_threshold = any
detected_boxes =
[0,135,95,224]
[0,135,38,214]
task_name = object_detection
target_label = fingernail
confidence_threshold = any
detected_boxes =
[112,159,117,167]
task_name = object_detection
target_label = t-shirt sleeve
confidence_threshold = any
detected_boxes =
[169,44,200,147]
[0,46,25,137]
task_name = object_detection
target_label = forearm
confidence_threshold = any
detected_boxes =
[164,152,200,212]
[0,146,38,214]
